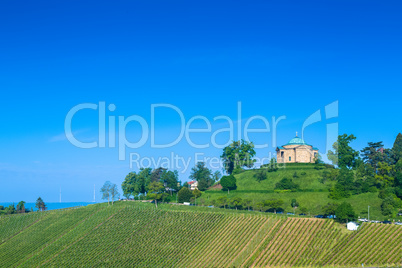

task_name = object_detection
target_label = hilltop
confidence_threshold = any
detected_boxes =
[0,201,401,267]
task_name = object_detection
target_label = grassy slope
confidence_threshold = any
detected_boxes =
[0,202,401,268]
[204,164,390,220]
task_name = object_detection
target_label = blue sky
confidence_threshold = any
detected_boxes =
[0,0,401,202]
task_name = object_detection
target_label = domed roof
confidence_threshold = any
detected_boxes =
[286,136,308,145]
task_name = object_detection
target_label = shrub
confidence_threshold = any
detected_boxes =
[275,178,300,191]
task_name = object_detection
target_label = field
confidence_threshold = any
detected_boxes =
[0,201,401,267]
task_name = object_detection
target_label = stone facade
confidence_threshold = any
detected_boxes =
[276,135,318,163]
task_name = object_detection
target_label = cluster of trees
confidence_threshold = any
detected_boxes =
[0,201,30,215]
[120,162,222,207]
[121,167,180,200]
[212,197,285,213]
[101,182,120,205]
[326,133,402,217]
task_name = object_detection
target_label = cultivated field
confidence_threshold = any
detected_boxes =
[0,202,401,267]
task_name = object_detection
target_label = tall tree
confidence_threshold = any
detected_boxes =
[151,167,167,183]
[109,183,120,205]
[392,133,402,163]
[161,170,180,192]
[361,141,386,170]
[101,181,112,205]
[221,140,256,175]
[35,197,46,211]
[190,162,214,191]
[147,181,164,208]
[327,134,359,169]
[16,201,26,213]
[121,172,138,199]
[335,202,357,223]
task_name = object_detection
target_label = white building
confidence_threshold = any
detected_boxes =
[347,222,359,231]
[188,181,198,190]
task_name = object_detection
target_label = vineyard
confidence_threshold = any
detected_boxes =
[0,202,401,267]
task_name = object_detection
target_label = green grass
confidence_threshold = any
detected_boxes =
[234,164,330,192]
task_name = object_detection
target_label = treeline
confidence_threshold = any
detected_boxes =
[120,163,221,207]
[0,197,47,215]
[324,133,402,217]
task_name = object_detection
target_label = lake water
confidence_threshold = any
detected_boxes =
[0,202,97,211]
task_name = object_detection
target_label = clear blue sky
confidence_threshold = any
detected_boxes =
[0,0,401,202]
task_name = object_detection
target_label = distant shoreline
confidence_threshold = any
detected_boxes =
[0,202,98,211]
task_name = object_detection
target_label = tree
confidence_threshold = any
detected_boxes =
[109,183,120,205]
[267,158,278,172]
[121,172,138,199]
[243,198,252,211]
[190,162,214,191]
[392,133,402,163]
[375,161,394,188]
[265,199,284,214]
[101,181,112,205]
[220,175,237,194]
[314,153,323,164]
[254,170,266,182]
[217,196,228,209]
[192,189,202,205]
[6,204,16,214]
[361,141,387,171]
[177,187,193,203]
[212,171,222,182]
[221,140,256,174]
[291,199,299,214]
[329,169,354,199]
[151,167,167,183]
[229,197,243,210]
[35,197,46,211]
[147,181,164,208]
[161,170,180,193]
[327,134,359,169]
[335,202,356,223]
[16,201,26,213]
[275,178,299,191]
[322,203,339,217]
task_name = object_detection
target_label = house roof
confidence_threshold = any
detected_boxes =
[188,181,197,185]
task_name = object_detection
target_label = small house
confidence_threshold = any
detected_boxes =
[188,181,198,190]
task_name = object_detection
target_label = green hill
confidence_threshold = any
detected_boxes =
[203,164,390,220]
[0,202,401,267]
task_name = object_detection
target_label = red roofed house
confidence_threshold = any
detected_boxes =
[188,181,198,191]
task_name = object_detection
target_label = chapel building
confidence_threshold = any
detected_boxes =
[276,133,319,163]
